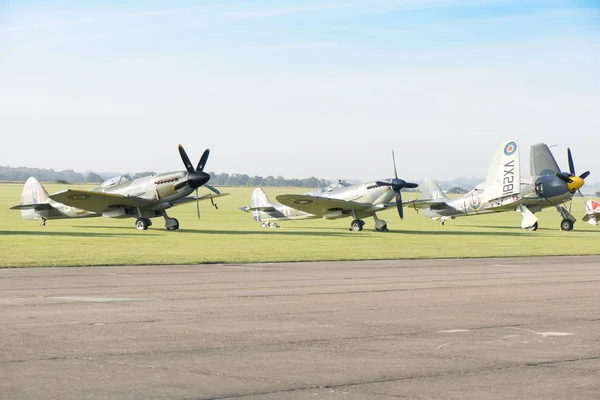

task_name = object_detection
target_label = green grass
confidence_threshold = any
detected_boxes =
[1,183,599,267]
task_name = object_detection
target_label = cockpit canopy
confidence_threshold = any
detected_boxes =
[99,175,133,189]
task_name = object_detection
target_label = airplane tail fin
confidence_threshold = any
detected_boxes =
[420,178,449,201]
[482,140,521,202]
[238,188,276,222]
[10,177,51,220]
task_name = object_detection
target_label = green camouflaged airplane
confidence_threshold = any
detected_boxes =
[11,145,227,230]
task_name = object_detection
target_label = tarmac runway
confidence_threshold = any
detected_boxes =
[1,256,600,400]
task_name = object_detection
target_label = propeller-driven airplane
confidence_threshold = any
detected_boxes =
[405,140,591,231]
[11,145,227,230]
[240,152,418,231]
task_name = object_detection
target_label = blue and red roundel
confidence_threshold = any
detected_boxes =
[504,141,517,156]
[469,196,482,210]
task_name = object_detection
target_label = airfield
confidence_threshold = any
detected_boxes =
[2,256,600,399]
[1,184,600,267]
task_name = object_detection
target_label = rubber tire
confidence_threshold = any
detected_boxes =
[136,217,149,231]
[526,222,538,231]
[350,220,363,232]
[166,218,179,231]
[560,219,574,231]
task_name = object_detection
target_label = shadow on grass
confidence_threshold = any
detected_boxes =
[0,230,144,237]
[458,224,600,234]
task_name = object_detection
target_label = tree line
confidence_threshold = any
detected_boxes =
[0,165,341,188]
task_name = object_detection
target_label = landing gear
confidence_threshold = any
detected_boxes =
[261,221,279,228]
[350,219,365,231]
[135,217,152,231]
[526,222,538,231]
[165,218,179,231]
[556,206,576,231]
[40,218,46,227]
[372,212,388,232]
[560,219,574,231]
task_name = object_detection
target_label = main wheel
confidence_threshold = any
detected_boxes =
[526,222,538,231]
[136,217,149,231]
[166,218,179,231]
[350,219,363,232]
[560,219,574,231]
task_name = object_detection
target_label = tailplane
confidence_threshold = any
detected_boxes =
[239,188,277,222]
[482,140,521,202]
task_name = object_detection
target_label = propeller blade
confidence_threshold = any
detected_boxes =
[404,182,419,189]
[178,144,195,173]
[205,184,220,195]
[580,171,590,180]
[567,147,575,176]
[396,192,404,219]
[555,172,572,184]
[392,150,398,179]
[196,148,210,172]
[196,188,200,219]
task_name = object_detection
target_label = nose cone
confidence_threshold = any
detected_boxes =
[567,176,585,193]
[188,171,210,189]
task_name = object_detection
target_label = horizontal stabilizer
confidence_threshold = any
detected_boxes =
[239,206,276,213]
[10,203,54,211]
[403,199,446,210]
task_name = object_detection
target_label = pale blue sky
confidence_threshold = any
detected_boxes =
[1,0,599,182]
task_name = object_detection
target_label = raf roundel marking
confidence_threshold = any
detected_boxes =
[68,194,91,200]
[504,141,517,156]
[469,196,481,210]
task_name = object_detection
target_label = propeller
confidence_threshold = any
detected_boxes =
[368,150,418,219]
[554,147,590,193]
[174,145,214,219]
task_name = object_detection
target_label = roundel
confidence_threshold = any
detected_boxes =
[504,141,517,156]
[68,194,90,200]
[294,199,313,205]
[469,196,481,210]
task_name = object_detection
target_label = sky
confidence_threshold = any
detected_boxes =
[1,0,599,182]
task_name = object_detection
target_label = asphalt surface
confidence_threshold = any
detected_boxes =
[1,256,600,400]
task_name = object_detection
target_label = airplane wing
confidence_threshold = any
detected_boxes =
[49,189,153,214]
[402,198,446,210]
[276,194,374,217]
[171,192,229,205]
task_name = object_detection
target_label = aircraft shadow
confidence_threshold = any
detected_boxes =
[0,230,143,238]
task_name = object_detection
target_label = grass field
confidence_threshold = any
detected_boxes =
[1,182,599,267]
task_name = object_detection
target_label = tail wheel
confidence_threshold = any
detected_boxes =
[526,222,538,231]
[560,219,574,231]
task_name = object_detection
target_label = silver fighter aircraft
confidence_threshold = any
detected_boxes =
[11,145,227,230]
[240,152,418,231]
[405,140,590,231]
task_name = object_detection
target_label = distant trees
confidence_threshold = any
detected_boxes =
[447,186,468,194]
[207,172,330,188]
[85,172,104,183]
[0,165,85,183]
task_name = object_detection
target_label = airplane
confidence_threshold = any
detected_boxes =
[240,152,418,231]
[404,140,591,231]
[10,145,227,230]
[582,199,600,226]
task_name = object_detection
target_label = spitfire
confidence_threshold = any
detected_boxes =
[240,151,418,232]
[10,145,227,231]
